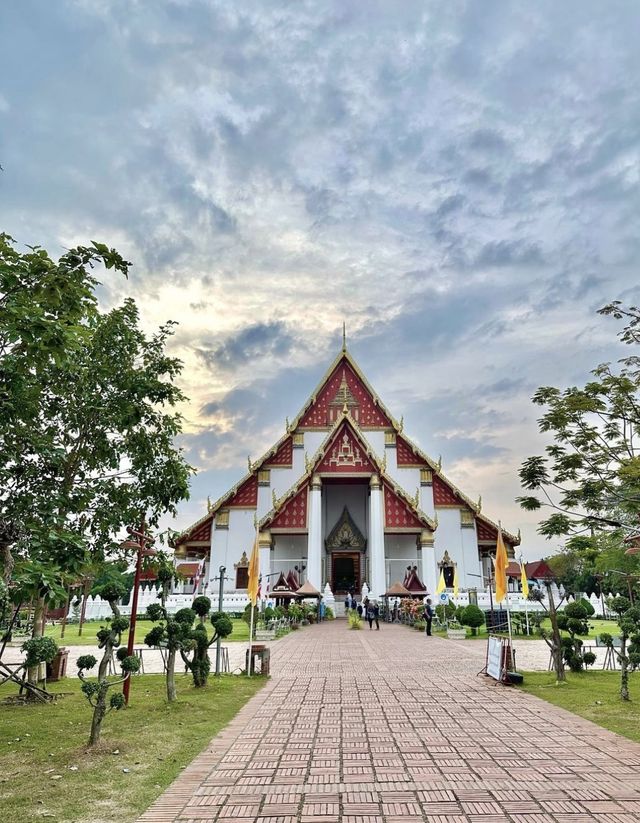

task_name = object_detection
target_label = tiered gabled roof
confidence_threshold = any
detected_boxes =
[178,344,519,548]
[259,409,436,532]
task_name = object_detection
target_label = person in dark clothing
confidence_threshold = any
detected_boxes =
[373,602,380,630]
[366,602,375,629]
[424,598,433,636]
[356,603,363,617]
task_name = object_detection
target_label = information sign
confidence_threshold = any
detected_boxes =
[487,636,503,681]
[438,592,449,605]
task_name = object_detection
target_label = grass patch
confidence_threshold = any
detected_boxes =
[519,670,640,744]
[0,673,264,822]
[462,617,621,641]
[43,617,249,646]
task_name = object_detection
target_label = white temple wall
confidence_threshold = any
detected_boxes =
[224,508,257,590]
[365,431,386,455]
[301,431,327,458]
[384,534,418,589]
[433,508,475,588]
[269,463,300,504]
[460,522,483,588]
[208,524,228,585]
[419,482,436,519]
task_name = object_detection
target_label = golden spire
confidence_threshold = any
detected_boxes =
[206,496,212,512]
[342,321,347,351]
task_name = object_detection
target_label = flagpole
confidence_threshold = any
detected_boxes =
[247,517,259,678]
[520,557,531,636]
[247,600,255,678]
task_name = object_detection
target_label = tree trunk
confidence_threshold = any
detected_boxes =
[78,580,90,636]
[27,596,45,692]
[620,636,630,701]
[88,684,108,746]
[546,583,565,683]
[166,648,177,702]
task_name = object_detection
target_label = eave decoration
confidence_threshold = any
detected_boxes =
[325,506,366,552]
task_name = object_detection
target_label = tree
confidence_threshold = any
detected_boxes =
[518,302,640,540]
[180,600,233,687]
[76,578,140,745]
[1,234,192,620]
[458,604,485,636]
[145,605,194,702]
[529,583,567,683]
[606,596,640,701]
[557,601,590,672]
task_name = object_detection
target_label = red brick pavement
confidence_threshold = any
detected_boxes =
[138,621,640,823]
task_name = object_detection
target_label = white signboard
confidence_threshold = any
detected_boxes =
[438,592,449,605]
[487,636,503,681]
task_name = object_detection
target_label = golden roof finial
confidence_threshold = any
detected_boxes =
[342,321,347,352]
[247,455,252,472]
[206,495,212,513]
[380,452,387,473]
[477,494,482,512]
[517,527,522,542]
[399,415,404,433]
[285,416,290,432]
[414,488,420,508]
[434,512,439,528]
[272,489,278,508]
[436,455,442,472]
[304,452,312,473]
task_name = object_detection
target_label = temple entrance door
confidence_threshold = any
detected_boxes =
[332,551,360,594]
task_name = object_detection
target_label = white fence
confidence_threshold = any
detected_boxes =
[67,581,613,622]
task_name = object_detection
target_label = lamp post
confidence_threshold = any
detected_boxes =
[120,524,155,705]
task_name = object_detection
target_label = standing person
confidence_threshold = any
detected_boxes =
[366,601,375,629]
[373,601,380,630]
[423,598,433,636]
[356,602,363,618]
[344,593,351,613]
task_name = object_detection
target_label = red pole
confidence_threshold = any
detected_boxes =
[123,529,144,705]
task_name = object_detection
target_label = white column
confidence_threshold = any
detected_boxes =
[368,474,386,600]
[258,529,272,602]
[420,530,438,596]
[307,474,323,590]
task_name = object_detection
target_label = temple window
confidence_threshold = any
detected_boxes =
[235,551,249,589]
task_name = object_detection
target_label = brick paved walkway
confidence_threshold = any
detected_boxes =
[138,621,640,823]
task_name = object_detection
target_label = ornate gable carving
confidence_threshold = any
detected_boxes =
[299,359,391,429]
[396,435,429,467]
[325,506,366,551]
[383,481,424,530]
[227,475,258,508]
[264,436,293,468]
[270,483,308,531]
[317,422,376,474]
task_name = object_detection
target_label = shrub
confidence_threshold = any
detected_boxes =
[348,611,362,630]
[459,605,484,636]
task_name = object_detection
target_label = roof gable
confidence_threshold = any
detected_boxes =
[383,480,428,530]
[269,482,309,531]
[227,474,258,508]
[297,353,393,430]
[316,420,377,474]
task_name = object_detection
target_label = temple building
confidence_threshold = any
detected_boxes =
[175,341,519,606]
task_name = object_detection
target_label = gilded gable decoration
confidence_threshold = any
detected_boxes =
[384,431,396,446]
[258,469,270,486]
[328,431,365,468]
[420,468,433,485]
[460,509,475,528]
[292,431,304,447]
[214,510,229,529]
[234,551,249,569]
[325,506,366,552]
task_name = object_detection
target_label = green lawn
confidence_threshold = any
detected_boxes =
[461,617,621,641]
[519,670,640,745]
[0,673,264,823]
[44,617,249,646]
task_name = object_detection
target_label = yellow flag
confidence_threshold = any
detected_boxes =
[247,531,260,607]
[495,526,508,604]
[453,565,459,597]
[520,561,529,599]
[436,569,446,594]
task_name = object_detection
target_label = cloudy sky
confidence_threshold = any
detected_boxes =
[1,1,639,557]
